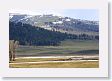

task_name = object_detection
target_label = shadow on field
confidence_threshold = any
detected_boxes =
[69,50,99,55]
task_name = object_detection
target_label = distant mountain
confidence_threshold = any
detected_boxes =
[9,13,99,35]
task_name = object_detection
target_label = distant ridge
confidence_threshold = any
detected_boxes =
[9,13,99,35]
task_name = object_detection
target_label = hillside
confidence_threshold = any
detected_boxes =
[9,21,99,46]
[9,13,99,35]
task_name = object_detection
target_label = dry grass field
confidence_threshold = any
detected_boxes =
[9,56,99,68]
[10,61,99,68]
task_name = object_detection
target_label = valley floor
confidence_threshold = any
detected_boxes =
[9,40,99,68]
[9,56,99,68]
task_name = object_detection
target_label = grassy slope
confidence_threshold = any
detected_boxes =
[16,40,99,57]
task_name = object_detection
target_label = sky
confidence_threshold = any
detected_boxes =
[62,9,99,21]
[10,9,99,21]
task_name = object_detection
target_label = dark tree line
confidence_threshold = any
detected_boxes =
[9,21,99,46]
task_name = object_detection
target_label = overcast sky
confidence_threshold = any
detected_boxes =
[10,9,98,21]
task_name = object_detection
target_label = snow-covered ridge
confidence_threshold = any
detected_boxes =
[9,13,99,33]
[9,13,98,23]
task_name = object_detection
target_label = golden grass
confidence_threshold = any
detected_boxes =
[9,58,99,68]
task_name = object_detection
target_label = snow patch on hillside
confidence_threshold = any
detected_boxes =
[65,19,71,21]
[9,15,13,19]
[53,21,63,24]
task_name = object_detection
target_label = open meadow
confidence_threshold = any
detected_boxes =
[9,40,99,68]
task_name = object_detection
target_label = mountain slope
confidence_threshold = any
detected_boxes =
[9,13,99,35]
[9,21,99,46]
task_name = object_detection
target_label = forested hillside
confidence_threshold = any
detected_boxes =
[9,21,99,46]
